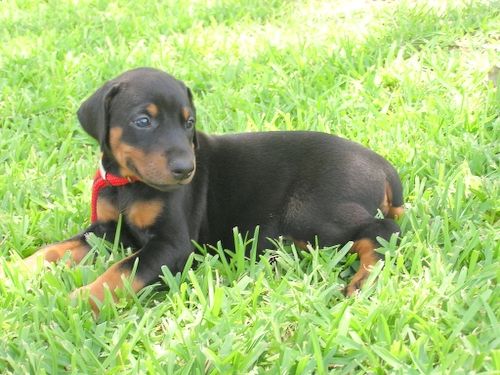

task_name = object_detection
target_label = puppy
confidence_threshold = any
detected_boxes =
[16,68,404,313]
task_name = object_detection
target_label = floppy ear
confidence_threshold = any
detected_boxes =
[77,81,121,149]
[187,87,199,149]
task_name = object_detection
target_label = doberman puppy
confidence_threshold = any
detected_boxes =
[17,68,404,313]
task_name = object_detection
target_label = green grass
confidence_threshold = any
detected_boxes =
[1,0,499,373]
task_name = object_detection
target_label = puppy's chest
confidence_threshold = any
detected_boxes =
[96,186,165,230]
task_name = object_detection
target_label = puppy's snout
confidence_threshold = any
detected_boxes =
[170,159,195,181]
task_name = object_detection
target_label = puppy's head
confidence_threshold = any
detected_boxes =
[77,68,197,191]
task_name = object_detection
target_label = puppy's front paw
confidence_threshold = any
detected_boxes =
[0,253,45,288]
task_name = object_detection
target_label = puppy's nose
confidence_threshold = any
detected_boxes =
[170,160,194,181]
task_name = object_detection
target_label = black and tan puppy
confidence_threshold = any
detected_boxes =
[19,68,404,313]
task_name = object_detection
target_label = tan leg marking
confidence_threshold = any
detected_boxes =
[344,238,380,296]
[22,239,90,272]
[72,257,145,315]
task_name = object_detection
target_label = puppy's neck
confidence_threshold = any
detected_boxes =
[101,153,126,178]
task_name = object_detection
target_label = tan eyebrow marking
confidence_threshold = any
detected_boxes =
[182,107,190,121]
[146,103,159,118]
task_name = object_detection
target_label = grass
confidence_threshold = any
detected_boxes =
[0,0,499,373]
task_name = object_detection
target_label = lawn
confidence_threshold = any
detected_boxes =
[0,0,498,373]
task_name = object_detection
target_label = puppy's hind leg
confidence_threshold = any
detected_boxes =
[282,200,401,295]
[343,218,401,296]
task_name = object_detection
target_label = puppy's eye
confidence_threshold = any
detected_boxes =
[186,117,195,129]
[133,116,152,128]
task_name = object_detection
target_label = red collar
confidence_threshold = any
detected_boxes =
[91,162,138,223]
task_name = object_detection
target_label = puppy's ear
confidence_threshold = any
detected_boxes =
[187,87,199,149]
[77,81,121,148]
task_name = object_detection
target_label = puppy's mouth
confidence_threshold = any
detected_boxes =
[144,181,183,192]
[126,161,194,191]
